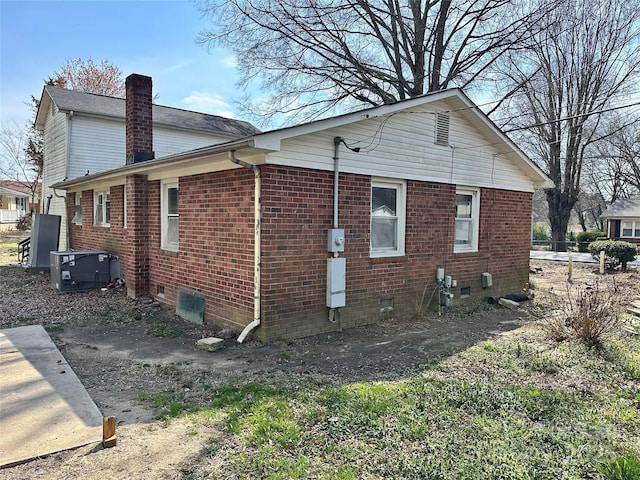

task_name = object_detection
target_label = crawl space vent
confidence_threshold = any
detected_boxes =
[380,297,394,312]
[434,112,450,146]
[176,288,205,324]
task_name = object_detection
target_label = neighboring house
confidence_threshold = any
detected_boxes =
[601,198,640,245]
[52,74,552,342]
[0,181,32,231]
[35,83,259,249]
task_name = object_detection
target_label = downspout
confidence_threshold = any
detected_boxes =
[228,151,262,343]
[57,110,73,249]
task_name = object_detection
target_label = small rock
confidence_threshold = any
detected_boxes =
[217,328,236,340]
[196,337,225,352]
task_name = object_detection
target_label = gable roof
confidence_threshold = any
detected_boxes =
[601,198,640,218]
[0,181,32,196]
[35,85,260,138]
[52,88,553,191]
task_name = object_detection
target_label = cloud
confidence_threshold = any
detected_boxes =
[220,56,237,68]
[181,91,236,118]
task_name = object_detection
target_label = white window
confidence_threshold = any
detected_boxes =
[162,180,179,251]
[621,220,640,238]
[454,187,480,253]
[94,190,110,226]
[370,179,406,257]
[71,193,82,225]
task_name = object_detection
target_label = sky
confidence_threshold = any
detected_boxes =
[0,0,246,127]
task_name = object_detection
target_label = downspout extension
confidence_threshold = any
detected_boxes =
[228,151,262,343]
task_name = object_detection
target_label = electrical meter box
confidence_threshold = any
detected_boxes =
[50,251,111,292]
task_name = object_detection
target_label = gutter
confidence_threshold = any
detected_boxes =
[228,151,262,343]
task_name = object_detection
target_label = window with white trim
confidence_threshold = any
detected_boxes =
[161,180,179,251]
[370,179,406,257]
[621,220,640,238]
[94,190,110,226]
[454,187,480,253]
[71,193,82,225]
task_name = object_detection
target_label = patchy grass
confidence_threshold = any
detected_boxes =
[139,324,640,479]
[146,322,181,338]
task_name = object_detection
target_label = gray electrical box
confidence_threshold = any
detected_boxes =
[28,214,61,269]
[328,229,345,252]
[326,257,346,308]
[482,272,493,288]
[50,251,111,292]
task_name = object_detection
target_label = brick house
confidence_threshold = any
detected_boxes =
[601,198,640,245]
[52,74,552,342]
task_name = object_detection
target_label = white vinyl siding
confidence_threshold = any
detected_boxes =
[161,180,179,251]
[266,99,536,193]
[370,178,406,257]
[41,106,69,248]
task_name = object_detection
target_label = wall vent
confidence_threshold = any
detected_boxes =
[434,112,450,146]
[460,286,471,298]
[380,297,394,312]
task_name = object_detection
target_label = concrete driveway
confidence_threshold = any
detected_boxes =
[530,250,640,267]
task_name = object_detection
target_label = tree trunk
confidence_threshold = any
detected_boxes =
[546,188,577,252]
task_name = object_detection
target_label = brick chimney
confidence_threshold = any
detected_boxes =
[125,74,155,165]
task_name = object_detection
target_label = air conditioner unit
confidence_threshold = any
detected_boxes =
[50,251,111,292]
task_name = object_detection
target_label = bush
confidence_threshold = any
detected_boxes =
[588,240,638,271]
[16,214,32,231]
[544,280,623,346]
[576,230,605,252]
[532,223,550,241]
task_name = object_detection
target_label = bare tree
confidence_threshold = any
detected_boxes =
[197,0,548,124]
[0,121,40,211]
[51,58,125,98]
[494,0,640,251]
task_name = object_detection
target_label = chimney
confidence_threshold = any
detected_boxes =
[125,74,155,165]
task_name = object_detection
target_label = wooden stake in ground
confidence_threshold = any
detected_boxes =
[102,416,117,448]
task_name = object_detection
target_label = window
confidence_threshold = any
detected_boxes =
[162,180,179,251]
[370,179,406,257]
[621,220,640,238]
[71,193,82,225]
[454,187,480,253]
[94,190,110,226]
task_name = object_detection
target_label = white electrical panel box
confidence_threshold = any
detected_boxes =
[327,257,346,308]
[482,272,493,288]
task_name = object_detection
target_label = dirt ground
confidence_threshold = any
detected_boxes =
[0,260,638,479]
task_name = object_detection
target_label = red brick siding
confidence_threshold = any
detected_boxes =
[259,165,532,341]
[69,165,533,343]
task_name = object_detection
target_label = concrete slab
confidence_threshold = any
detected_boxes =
[0,325,103,468]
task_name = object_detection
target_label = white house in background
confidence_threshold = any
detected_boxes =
[35,85,259,249]
[0,181,32,231]
[601,198,640,245]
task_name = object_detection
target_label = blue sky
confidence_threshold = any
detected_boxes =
[0,0,246,127]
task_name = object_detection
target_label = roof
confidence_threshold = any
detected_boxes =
[601,198,640,219]
[52,88,554,191]
[0,181,33,196]
[35,85,260,138]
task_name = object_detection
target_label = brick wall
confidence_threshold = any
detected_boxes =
[69,164,533,342]
[259,165,533,341]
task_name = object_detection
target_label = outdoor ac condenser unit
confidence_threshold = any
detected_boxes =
[50,251,111,292]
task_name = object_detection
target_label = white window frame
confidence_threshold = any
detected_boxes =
[454,187,480,253]
[161,179,179,251]
[71,192,82,225]
[621,219,640,238]
[370,178,406,258]
[93,190,110,227]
